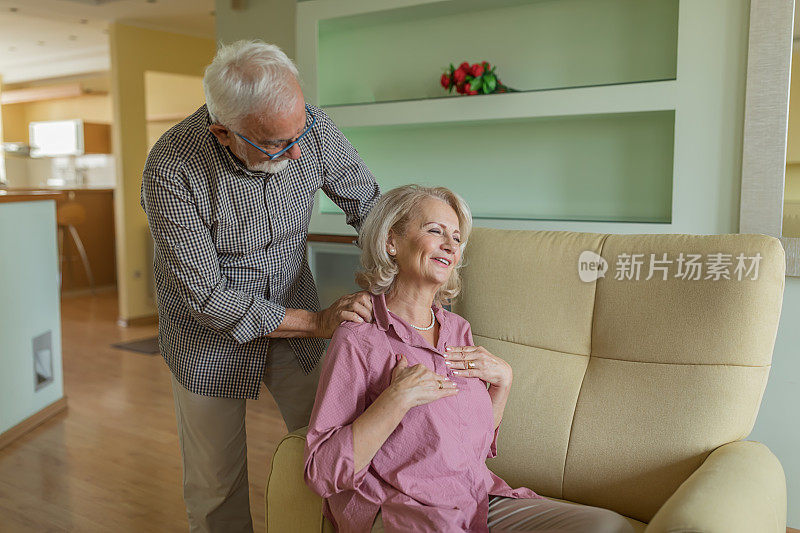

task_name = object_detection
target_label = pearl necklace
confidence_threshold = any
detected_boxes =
[410,308,436,331]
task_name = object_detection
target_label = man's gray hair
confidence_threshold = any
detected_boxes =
[203,40,301,128]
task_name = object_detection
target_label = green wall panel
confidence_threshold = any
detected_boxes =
[0,201,63,434]
[318,0,679,106]
[321,111,675,222]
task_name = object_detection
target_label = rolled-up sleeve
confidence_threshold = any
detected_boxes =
[317,110,381,233]
[141,168,285,343]
[304,326,371,498]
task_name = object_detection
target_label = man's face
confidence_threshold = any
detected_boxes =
[209,84,307,174]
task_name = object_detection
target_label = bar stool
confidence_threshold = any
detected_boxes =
[57,201,95,292]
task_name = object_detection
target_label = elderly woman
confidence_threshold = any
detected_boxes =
[304,185,633,533]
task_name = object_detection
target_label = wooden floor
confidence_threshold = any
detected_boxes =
[0,291,287,532]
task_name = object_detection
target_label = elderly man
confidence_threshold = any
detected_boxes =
[140,40,380,532]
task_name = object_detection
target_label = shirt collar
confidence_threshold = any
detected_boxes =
[371,292,448,347]
[222,145,264,177]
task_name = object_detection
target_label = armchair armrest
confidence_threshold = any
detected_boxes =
[266,426,325,533]
[646,441,786,533]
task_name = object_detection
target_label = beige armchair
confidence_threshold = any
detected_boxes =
[267,229,787,532]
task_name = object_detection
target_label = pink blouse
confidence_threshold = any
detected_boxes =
[304,292,542,532]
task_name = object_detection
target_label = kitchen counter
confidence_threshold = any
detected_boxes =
[6,185,115,191]
[0,190,65,204]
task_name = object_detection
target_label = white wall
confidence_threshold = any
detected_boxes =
[749,277,800,528]
[214,0,296,58]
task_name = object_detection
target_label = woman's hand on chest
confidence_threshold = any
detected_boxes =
[385,354,459,411]
[443,345,512,391]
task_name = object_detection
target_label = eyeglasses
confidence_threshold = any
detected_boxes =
[233,104,316,160]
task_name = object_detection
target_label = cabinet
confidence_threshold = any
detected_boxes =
[301,0,749,237]
[29,119,111,157]
[56,188,116,291]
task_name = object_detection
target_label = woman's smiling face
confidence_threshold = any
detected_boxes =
[389,197,462,289]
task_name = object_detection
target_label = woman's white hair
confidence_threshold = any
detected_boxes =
[356,185,473,305]
[203,40,300,128]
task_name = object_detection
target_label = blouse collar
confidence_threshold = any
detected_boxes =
[371,292,448,348]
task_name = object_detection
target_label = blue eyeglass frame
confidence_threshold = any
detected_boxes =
[233,104,316,160]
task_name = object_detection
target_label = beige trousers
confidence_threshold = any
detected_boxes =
[171,338,322,533]
[371,496,635,532]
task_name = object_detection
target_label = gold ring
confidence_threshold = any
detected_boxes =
[467,361,476,369]
[437,380,443,389]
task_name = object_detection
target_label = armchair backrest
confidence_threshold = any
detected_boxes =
[452,228,785,523]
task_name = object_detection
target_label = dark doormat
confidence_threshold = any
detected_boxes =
[112,336,160,355]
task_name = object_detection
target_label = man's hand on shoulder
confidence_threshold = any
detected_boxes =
[316,291,373,338]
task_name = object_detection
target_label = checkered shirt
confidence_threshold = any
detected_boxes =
[140,104,380,399]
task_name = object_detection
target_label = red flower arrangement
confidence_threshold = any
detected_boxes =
[440,61,515,96]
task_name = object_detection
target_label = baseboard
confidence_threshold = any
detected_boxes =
[117,314,158,327]
[61,284,117,298]
[0,397,68,450]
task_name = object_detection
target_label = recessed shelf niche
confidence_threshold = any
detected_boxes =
[313,0,679,107]
[319,111,675,223]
